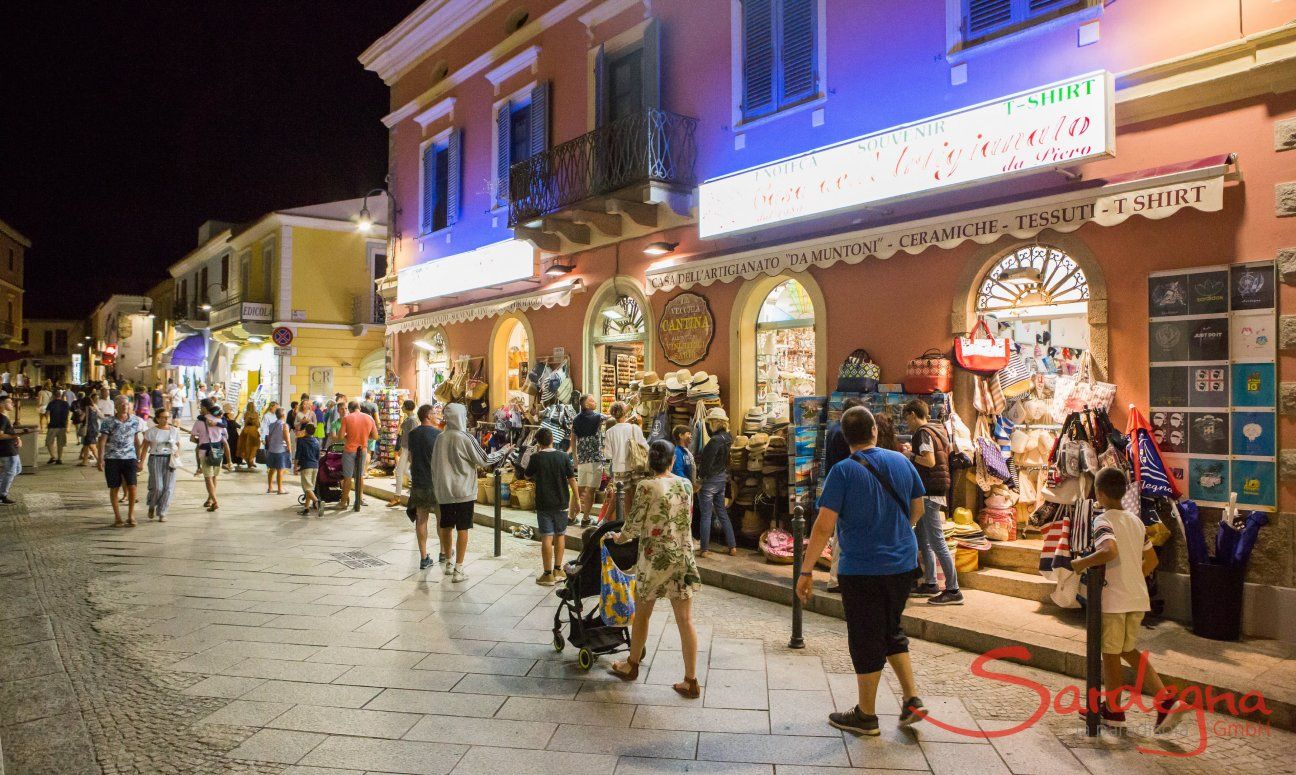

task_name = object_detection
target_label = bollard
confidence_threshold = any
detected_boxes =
[493,468,502,558]
[353,447,365,512]
[788,504,806,649]
[615,480,625,523]
[1084,565,1105,736]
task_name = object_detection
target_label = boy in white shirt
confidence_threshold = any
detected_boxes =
[1072,467,1187,733]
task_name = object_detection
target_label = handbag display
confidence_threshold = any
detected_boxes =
[903,349,953,394]
[1051,352,1115,415]
[973,374,1006,416]
[836,348,880,393]
[955,319,1011,374]
[996,346,1034,399]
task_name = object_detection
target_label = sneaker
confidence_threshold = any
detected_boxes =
[419,555,435,570]
[437,552,446,563]
[1100,703,1127,728]
[297,507,311,516]
[928,590,964,606]
[443,560,453,576]
[898,697,926,727]
[1154,698,1189,734]
[910,582,940,598]
[147,507,155,519]
[553,568,567,582]
[452,567,468,583]
[828,705,879,736]
[536,572,555,586]
[0,497,15,505]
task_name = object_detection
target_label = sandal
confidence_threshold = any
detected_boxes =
[673,678,701,699]
[608,659,639,682]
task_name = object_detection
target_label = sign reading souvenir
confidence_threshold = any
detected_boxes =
[1147,261,1277,510]
[699,72,1116,237]
[396,240,536,304]
[652,158,1228,294]
[271,326,294,347]
[658,293,714,367]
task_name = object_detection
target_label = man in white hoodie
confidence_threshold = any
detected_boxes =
[431,403,487,582]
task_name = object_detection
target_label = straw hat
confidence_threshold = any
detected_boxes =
[689,371,710,386]
[705,407,729,422]
[664,372,686,391]
[639,371,660,387]
[952,507,976,526]
[730,435,749,450]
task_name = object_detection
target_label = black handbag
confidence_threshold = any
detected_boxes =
[204,444,224,466]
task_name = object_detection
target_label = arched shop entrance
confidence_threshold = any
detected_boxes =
[359,348,386,395]
[414,329,451,406]
[729,273,828,420]
[489,313,534,412]
[584,278,651,412]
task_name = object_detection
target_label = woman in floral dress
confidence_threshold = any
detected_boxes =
[608,439,702,698]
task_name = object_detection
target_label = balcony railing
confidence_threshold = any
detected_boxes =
[508,108,699,227]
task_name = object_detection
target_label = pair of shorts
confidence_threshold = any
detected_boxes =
[1101,611,1144,654]
[265,451,292,470]
[537,509,569,536]
[576,462,602,489]
[299,468,318,493]
[341,449,365,478]
[408,486,438,512]
[45,428,67,447]
[838,569,918,674]
[438,500,475,531]
[104,458,139,488]
[200,460,223,478]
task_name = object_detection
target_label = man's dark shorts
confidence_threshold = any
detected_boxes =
[838,569,918,674]
[438,501,475,531]
[104,458,139,489]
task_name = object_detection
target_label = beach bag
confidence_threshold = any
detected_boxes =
[973,417,1011,489]
[599,543,636,626]
[996,347,1034,399]
[955,319,1011,374]
[836,349,880,393]
[1051,353,1115,415]
[628,435,650,475]
[903,350,953,394]
[973,374,1006,416]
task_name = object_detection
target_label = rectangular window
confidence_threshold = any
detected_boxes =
[220,254,230,291]
[420,130,462,233]
[7,248,12,271]
[495,83,549,205]
[740,0,818,122]
[44,330,53,353]
[21,328,28,346]
[262,243,274,302]
[961,0,1086,41]
[55,330,67,353]
[607,47,644,124]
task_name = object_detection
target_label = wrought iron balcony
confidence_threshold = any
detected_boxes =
[508,108,699,229]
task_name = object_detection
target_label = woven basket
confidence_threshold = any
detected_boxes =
[477,478,490,504]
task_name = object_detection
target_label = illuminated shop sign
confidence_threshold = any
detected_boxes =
[699,72,1115,237]
[396,240,537,304]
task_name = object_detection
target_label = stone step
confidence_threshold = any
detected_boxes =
[958,567,1055,604]
[980,538,1044,573]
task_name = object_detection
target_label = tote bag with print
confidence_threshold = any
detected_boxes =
[955,319,1011,374]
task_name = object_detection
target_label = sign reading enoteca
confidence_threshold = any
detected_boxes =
[658,292,714,366]
[396,239,537,304]
[699,72,1115,237]
[650,157,1228,294]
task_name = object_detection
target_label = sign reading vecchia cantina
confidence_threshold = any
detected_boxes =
[699,72,1115,237]
[658,292,715,367]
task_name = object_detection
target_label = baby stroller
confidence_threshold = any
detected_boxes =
[552,519,639,670]
[299,443,345,510]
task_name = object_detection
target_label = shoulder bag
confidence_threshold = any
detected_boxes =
[955,319,1011,374]
[836,348,881,393]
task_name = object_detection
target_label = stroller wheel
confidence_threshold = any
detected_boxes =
[577,648,594,671]
[552,632,565,652]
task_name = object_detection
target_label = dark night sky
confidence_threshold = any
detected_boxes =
[0,1,421,319]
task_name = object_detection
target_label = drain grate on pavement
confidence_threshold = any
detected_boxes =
[329,550,389,569]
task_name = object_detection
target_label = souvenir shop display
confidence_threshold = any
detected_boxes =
[375,386,408,470]
[755,279,816,413]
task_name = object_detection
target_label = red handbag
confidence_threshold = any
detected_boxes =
[954,319,1010,374]
[904,350,953,394]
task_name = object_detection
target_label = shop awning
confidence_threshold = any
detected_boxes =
[645,154,1235,294]
[387,280,585,335]
[170,336,207,367]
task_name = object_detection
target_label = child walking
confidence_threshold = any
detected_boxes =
[295,422,322,515]
[1071,467,1188,733]
[524,427,578,586]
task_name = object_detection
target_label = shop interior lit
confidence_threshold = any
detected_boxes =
[594,295,645,412]
[755,279,817,413]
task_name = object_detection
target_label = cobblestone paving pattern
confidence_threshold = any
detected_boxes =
[2,458,1294,774]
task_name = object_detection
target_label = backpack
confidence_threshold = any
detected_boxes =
[836,348,880,393]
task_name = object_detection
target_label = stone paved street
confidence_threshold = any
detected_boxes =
[3,455,1294,775]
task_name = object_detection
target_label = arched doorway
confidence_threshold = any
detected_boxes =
[729,272,828,420]
[414,329,451,406]
[582,277,652,411]
[489,313,534,412]
[359,348,386,395]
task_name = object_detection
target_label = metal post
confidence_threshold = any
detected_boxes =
[1084,565,1105,736]
[614,480,625,523]
[493,468,502,558]
[788,504,806,649]
[353,446,365,512]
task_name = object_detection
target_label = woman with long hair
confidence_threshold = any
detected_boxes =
[608,439,702,699]
[238,401,261,471]
[141,408,180,521]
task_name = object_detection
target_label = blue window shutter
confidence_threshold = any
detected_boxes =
[641,18,661,112]
[421,144,437,232]
[778,0,816,104]
[529,81,549,157]
[594,44,608,127]
[496,101,511,204]
[445,128,462,226]
[966,0,1012,35]
[741,0,775,120]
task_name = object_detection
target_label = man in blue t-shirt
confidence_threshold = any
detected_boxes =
[797,406,927,738]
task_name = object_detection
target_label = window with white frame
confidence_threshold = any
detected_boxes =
[421,129,462,234]
[494,82,549,206]
[959,0,1091,44]
[738,0,820,123]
